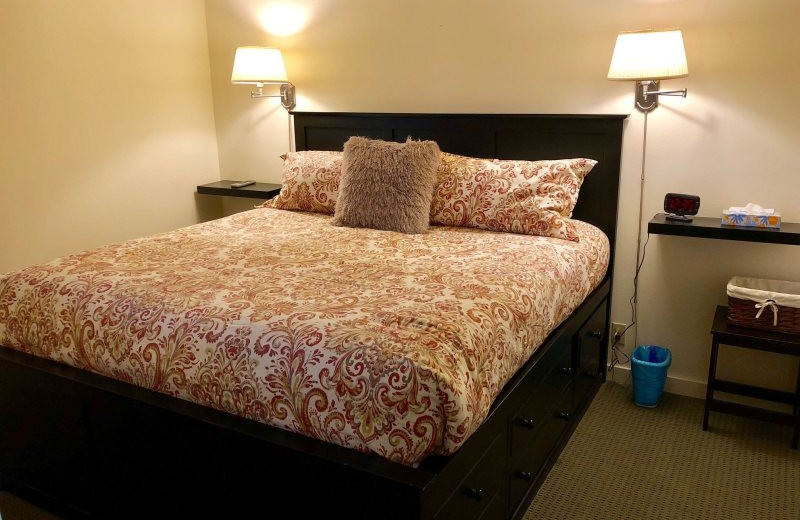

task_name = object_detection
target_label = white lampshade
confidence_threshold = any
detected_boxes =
[231,47,288,84]
[607,29,688,81]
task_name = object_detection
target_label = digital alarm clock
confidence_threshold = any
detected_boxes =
[664,193,700,221]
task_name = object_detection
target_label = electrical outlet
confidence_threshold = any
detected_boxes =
[611,323,627,346]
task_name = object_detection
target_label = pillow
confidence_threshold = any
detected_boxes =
[332,137,441,234]
[264,151,343,214]
[430,152,597,241]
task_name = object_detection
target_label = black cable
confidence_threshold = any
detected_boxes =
[609,232,650,372]
[610,111,651,377]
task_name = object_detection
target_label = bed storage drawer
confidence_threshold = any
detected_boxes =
[510,344,573,457]
[508,382,575,514]
[435,432,506,520]
[574,300,608,408]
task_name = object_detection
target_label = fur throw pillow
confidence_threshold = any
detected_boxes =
[333,137,441,234]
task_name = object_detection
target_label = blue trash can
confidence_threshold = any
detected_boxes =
[631,345,671,408]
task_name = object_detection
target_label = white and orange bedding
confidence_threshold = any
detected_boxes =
[0,208,608,465]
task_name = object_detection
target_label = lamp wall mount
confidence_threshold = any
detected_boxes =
[635,80,688,113]
[251,82,296,110]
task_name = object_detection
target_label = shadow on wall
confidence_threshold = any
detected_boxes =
[658,99,717,130]
[194,192,224,222]
[222,196,266,216]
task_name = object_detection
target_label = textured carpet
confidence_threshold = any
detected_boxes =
[0,491,59,520]
[525,382,800,520]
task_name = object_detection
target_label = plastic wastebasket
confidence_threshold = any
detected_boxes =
[631,345,671,408]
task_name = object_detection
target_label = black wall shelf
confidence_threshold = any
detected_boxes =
[197,180,281,199]
[648,213,800,246]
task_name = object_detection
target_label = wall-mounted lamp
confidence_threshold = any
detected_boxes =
[607,29,688,113]
[231,46,296,110]
[606,28,690,364]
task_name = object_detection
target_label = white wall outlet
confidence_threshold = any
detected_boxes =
[611,323,627,346]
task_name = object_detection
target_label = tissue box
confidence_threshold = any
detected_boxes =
[722,212,781,228]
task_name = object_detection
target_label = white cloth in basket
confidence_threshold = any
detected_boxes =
[727,277,800,326]
[727,277,800,309]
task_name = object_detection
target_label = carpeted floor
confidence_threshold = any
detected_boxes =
[525,382,800,520]
[0,491,59,520]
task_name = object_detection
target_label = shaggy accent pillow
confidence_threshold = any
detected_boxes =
[263,150,343,214]
[332,137,441,234]
[430,152,597,241]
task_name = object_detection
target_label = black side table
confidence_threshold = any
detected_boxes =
[704,305,800,448]
[197,180,281,199]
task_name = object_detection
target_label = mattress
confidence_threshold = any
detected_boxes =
[0,208,609,465]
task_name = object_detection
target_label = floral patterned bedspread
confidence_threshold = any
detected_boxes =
[0,208,608,465]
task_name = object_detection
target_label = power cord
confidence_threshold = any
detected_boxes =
[609,110,652,380]
[609,232,651,373]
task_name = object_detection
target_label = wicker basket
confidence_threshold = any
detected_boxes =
[727,277,800,335]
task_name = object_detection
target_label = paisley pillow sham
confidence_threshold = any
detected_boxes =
[429,152,597,241]
[264,150,343,214]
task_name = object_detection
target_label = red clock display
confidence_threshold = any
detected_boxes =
[664,193,700,216]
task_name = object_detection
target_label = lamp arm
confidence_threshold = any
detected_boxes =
[645,88,687,97]
[249,82,295,110]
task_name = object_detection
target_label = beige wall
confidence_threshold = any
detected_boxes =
[2,0,796,396]
[0,0,221,274]
[204,0,800,395]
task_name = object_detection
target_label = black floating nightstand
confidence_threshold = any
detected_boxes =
[648,213,800,245]
[197,180,281,200]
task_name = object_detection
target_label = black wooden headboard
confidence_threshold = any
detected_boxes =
[292,112,627,250]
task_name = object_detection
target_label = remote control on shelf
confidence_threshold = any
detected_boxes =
[230,180,256,188]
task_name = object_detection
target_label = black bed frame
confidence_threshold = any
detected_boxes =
[0,113,626,520]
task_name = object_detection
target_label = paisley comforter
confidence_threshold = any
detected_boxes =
[0,208,609,465]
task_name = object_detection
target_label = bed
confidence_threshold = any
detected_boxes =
[0,112,625,520]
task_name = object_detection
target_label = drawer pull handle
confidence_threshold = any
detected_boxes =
[519,418,535,429]
[517,471,533,482]
[557,411,571,421]
[464,487,484,501]
[559,367,573,375]
[582,370,596,378]
[589,331,603,339]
